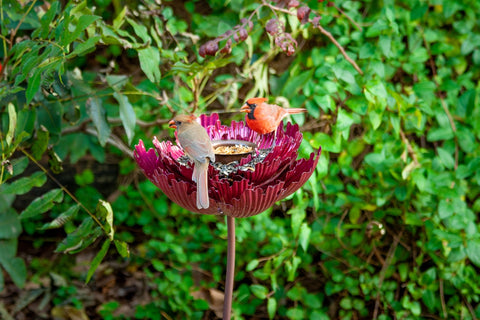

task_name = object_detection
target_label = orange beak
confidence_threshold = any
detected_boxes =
[240,104,251,113]
[168,120,177,129]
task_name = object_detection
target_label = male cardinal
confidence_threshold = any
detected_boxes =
[240,97,306,146]
[169,115,215,209]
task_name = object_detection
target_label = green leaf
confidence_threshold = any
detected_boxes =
[288,206,306,238]
[0,239,17,260]
[114,240,130,258]
[37,101,63,137]
[336,108,355,132]
[366,19,389,37]
[86,97,111,146]
[31,125,50,160]
[0,210,22,239]
[62,15,101,46]
[466,239,480,267]
[96,200,114,240]
[26,69,42,104]
[113,92,136,145]
[286,307,305,320]
[282,69,314,99]
[39,205,80,230]
[138,46,161,84]
[126,17,151,43]
[286,256,301,281]
[427,126,454,142]
[332,64,356,84]
[457,89,476,117]
[86,239,111,283]
[33,1,60,39]
[436,147,455,170]
[7,157,29,178]
[67,36,101,57]
[246,259,259,271]
[48,148,63,174]
[113,6,127,30]
[413,81,436,104]
[298,223,311,252]
[438,199,455,219]
[313,95,335,112]
[311,131,341,153]
[250,284,268,299]
[15,108,36,141]
[55,217,103,254]
[20,189,64,220]
[368,110,382,130]
[365,79,387,100]
[0,256,26,288]
[410,4,428,20]
[267,297,277,320]
[0,171,46,195]
[106,75,128,91]
[456,126,476,153]
[6,103,16,146]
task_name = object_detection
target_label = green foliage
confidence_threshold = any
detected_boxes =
[1,0,480,319]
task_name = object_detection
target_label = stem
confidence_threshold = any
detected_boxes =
[223,216,236,320]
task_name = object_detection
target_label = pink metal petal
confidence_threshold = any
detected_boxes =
[279,148,321,198]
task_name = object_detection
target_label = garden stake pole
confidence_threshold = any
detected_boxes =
[223,215,235,320]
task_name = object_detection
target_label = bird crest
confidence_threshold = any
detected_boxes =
[246,97,268,106]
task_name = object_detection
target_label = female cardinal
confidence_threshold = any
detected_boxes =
[240,97,306,146]
[169,115,215,209]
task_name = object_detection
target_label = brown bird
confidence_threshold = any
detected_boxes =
[240,97,306,146]
[169,115,215,209]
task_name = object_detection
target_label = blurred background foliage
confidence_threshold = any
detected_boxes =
[1,0,480,319]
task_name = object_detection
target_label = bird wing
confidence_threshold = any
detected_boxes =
[179,125,215,163]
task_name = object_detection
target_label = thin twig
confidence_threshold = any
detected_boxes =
[373,231,403,320]
[331,3,363,30]
[439,278,447,318]
[9,0,37,50]
[223,216,236,320]
[263,1,363,75]
[107,117,169,128]
[85,127,133,158]
[19,147,107,234]
[399,129,419,165]
[316,24,363,75]
[463,295,477,320]
[439,98,459,169]
[421,31,458,170]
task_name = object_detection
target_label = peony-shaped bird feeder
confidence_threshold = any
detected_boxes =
[134,113,320,319]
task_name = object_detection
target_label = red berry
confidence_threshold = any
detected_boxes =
[199,45,206,58]
[297,6,311,24]
[205,41,219,56]
[266,19,279,35]
[288,0,300,8]
[220,38,232,54]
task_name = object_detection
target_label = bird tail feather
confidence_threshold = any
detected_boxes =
[286,108,307,114]
[193,161,210,209]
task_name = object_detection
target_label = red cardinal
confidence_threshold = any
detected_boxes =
[240,97,306,146]
[169,115,215,209]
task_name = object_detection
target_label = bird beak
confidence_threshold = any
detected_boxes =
[240,104,251,113]
[168,120,177,129]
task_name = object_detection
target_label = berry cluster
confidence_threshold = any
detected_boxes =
[199,18,253,58]
[199,1,322,58]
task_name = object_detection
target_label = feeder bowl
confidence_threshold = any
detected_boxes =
[212,140,257,164]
